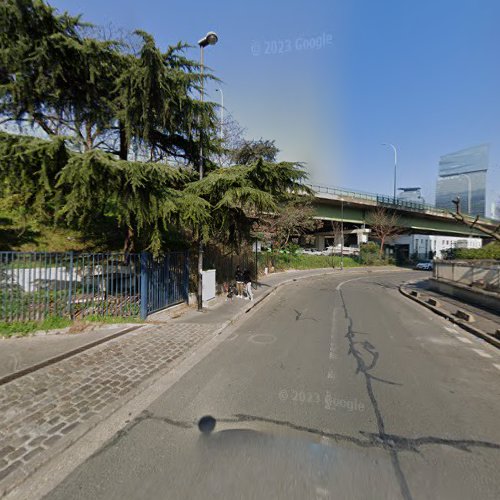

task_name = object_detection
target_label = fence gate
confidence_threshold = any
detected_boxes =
[141,251,189,318]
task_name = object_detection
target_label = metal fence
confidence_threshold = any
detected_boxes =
[202,245,257,285]
[433,260,500,292]
[0,251,189,323]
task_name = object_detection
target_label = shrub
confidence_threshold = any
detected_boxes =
[359,242,381,265]
[445,242,500,261]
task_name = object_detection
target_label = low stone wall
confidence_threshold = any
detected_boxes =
[433,260,499,292]
[428,277,500,313]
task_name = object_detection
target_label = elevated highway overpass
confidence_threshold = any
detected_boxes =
[308,184,498,238]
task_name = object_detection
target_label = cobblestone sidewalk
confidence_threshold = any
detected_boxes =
[0,322,222,496]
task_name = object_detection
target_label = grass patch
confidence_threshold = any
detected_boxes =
[0,316,72,338]
[84,315,142,324]
[0,314,142,338]
[260,253,360,271]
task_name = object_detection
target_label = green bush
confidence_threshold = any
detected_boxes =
[359,242,381,265]
[444,242,500,260]
[259,252,359,271]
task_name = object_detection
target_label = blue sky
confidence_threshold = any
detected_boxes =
[50,0,500,214]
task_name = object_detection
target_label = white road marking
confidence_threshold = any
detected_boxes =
[472,348,492,358]
[336,275,374,291]
[457,336,473,344]
[493,363,500,371]
[315,486,330,498]
[445,326,458,333]
[327,369,335,379]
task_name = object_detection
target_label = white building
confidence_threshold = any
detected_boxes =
[392,234,482,260]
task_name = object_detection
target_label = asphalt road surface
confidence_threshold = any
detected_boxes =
[44,271,500,500]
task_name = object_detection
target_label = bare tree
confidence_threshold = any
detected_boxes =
[451,197,500,242]
[366,207,403,258]
[213,113,246,167]
[253,200,318,250]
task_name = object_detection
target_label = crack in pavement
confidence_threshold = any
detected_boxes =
[91,409,500,464]
[293,308,318,322]
[338,283,414,500]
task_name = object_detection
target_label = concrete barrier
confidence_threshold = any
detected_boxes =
[455,309,475,322]
[428,278,500,313]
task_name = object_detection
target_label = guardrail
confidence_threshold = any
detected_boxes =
[433,260,500,292]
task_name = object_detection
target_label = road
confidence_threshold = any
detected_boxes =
[44,271,500,500]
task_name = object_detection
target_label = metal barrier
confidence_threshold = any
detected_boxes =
[305,183,498,222]
[0,251,189,322]
[433,260,500,292]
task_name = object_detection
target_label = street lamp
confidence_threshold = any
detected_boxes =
[381,143,398,201]
[197,31,219,312]
[340,198,344,270]
[215,88,224,141]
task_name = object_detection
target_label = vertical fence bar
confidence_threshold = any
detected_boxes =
[183,251,189,303]
[165,254,170,307]
[140,252,149,320]
[67,251,74,319]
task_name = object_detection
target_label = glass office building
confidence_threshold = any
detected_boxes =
[435,144,489,216]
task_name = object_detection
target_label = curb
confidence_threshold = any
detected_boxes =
[214,269,342,332]
[215,267,403,334]
[399,285,500,349]
[0,324,145,387]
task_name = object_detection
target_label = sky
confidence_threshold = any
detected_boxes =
[49,0,500,215]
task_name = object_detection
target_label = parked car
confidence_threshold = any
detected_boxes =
[323,245,360,256]
[415,261,433,271]
[301,248,323,256]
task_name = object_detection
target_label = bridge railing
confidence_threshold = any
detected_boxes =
[307,183,443,214]
[305,183,498,222]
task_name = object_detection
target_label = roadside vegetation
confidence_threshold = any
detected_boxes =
[443,242,500,261]
[260,252,360,271]
[0,316,72,338]
[0,314,143,338]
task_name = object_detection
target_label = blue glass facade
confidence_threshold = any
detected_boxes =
[435,144,489,216]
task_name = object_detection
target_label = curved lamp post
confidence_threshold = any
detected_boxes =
[197,31,218,311]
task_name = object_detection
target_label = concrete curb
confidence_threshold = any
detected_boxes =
[0,325,145,387]
[213,268,342,333]
[215,267,404,334]
[0,267,395,387]
[399,284,500,349]
[0,267,403,498]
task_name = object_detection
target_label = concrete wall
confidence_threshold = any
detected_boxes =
[428,277,500,313]
[434,261,499,291]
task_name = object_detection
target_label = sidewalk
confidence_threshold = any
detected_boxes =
[0,323,142,382]
[0,266,398,496]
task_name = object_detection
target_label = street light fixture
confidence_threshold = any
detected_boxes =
[198,32,218,47]
[215,88,224,140]
[197,31,219,312]
[381,143,398,201]
[340,198,344,270]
